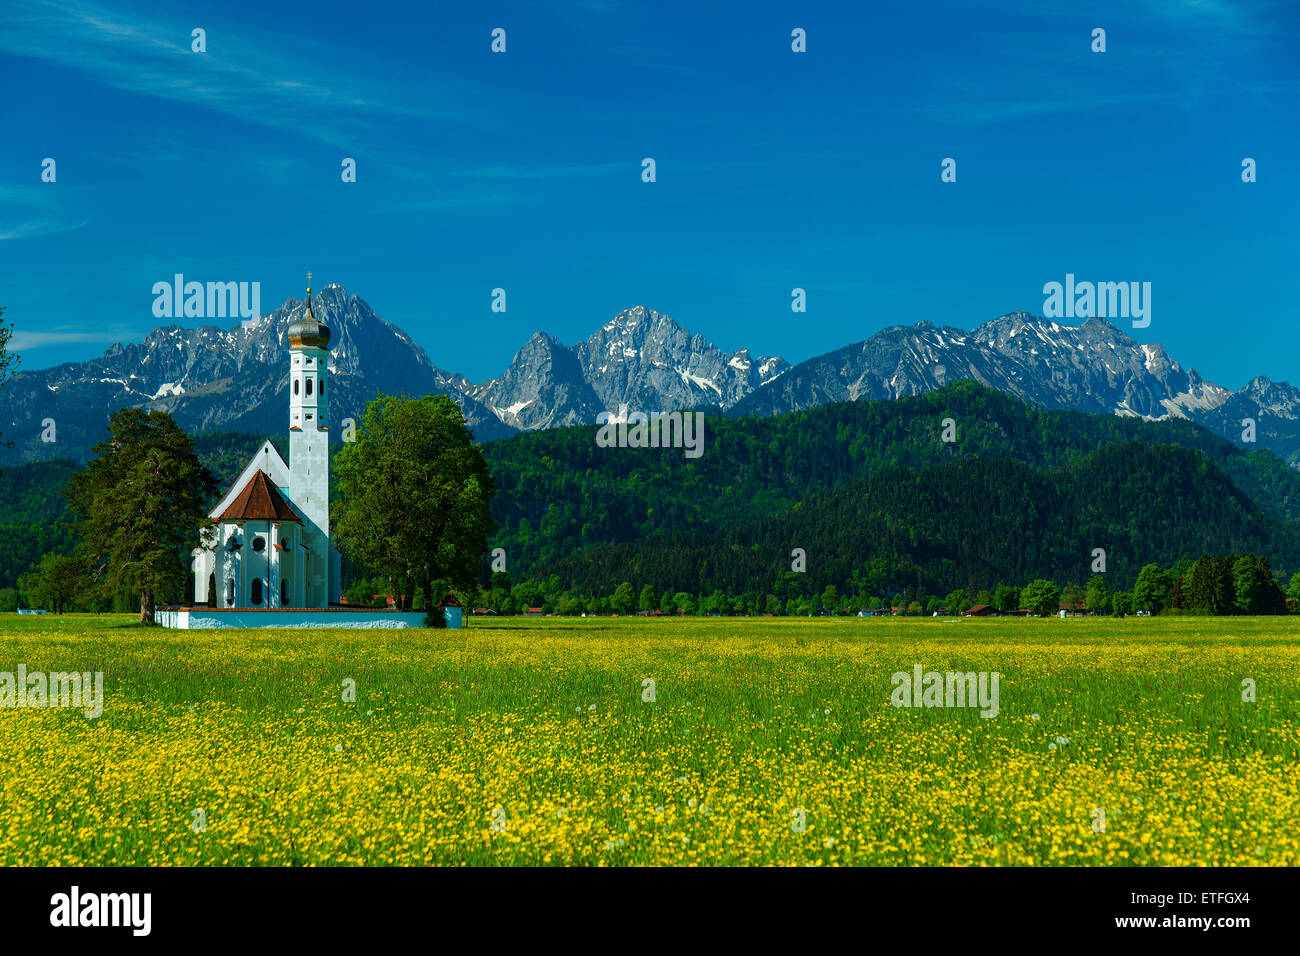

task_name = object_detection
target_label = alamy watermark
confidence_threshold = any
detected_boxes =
[596,406,705,459]
[0,665,103,718]
[890,664,1000,718]
[1042,273,1150,328]
[49,886,150,936]
[152,275,260,321]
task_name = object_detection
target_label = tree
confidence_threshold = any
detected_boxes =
[673,591,696,616]
[1132,563,1170,615]
[994,584,1020,613]
[18,552,83,614]
[1111,590,1133,617]
[611,581,635,615]
[973,589,993,608]
[1186,554,1231,614]
[926,595,944,615]
[821,584,840,614]
[333,394,496,622]
[1232,556,1258,614]
[944,589,971,614]
[0,587,16,613]
[66,409,215,624]
[1250,555,1286,614]
[659,590,674,615]
[1022,579,1060,617]
[1287,571,1300,611]
[1084,575,1110,615]
[638,584,657,613]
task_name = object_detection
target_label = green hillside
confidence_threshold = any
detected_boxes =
[533,441,1300,599]
[483,380,1300,583]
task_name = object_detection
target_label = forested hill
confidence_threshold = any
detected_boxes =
[483,380,1300,582]
[531,442,1300,598]
[3,381,1300,595]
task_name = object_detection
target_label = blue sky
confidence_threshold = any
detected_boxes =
[1,0,1296,388]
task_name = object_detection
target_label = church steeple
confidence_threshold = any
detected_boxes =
[287,270,332,606]
[288,271,331,348]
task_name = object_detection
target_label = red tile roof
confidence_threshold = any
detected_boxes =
[217,470,300,523]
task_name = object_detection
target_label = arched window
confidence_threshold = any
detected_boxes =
[281,578,290,606]
[252,536,266,552]
[225,578,235,605]
[251,578,263,605]
[306,378,313,396]
[293,378,299,396]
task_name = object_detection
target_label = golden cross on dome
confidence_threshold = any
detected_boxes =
[306,270,312,295]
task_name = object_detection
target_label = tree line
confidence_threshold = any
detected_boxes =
[444,552,1292,619]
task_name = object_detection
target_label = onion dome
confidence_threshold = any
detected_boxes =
[288,281,331,349]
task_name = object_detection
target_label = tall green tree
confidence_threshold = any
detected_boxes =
[1187,555,1231,613]
[1232,556,1259,614]
[637,584,656,612]
[333,394,496,620]
[1132,563,1171,615]
[1022,579,1061,617]
[1084,575,1111,615]
[1111,590,1133,618]
[994,584,1020,613]
[611,581,635,615]
[66,409,215,623]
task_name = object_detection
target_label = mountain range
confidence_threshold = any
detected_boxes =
[2,285,1297,466]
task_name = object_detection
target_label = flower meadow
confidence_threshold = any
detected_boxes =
[0,615,1296,866]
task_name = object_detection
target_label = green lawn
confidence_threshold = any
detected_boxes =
[0,613,1296,865]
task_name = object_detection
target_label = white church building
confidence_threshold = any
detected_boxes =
[158,280,440,629]
[190,283,341,610]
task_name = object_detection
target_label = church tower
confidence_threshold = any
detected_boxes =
[287,275,333,606]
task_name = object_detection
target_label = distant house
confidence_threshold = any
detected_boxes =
[472,607,497,616]
[1058,601,1086,617]
[965,605,996,617]
[525,606,544,616]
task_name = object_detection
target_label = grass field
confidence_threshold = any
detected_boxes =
[0,614,1296,866]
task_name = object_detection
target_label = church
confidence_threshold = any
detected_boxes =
[190,281,342,610]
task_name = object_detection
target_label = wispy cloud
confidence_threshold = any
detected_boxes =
[0,0,439,149]
[0,185,90,241]
[0,218,90,241]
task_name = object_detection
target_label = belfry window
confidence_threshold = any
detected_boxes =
[294,378,299,396]
[225,579,235,605]
[306,378,313,396]
[251,578,264,605]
